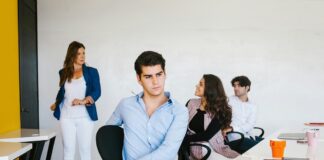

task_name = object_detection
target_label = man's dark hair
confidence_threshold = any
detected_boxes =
[231,75,251,92]
[134,51,165,75]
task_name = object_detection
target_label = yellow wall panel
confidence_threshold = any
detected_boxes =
[0,0,20,133]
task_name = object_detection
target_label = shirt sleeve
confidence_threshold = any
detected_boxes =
[233,105,256,134]
[138,107,189,160]
[106,100,123,126]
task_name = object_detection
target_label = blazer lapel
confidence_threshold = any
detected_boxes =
[188,99,200,122]
[82,64,90,96]
[82,64,89,84]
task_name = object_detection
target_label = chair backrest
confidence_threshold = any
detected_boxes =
[96,125,124,160]
[225,131,245,151]
[252,127,265,138]
[225,127,264,154]
[226,127,264,143]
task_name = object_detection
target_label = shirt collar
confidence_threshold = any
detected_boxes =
[136,91,174,105]
[234,95,252,104]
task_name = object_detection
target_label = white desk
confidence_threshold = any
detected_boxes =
[0,129,56,160]
[0,129,55,142]
[237,130,324,160]
[0,142,32,160]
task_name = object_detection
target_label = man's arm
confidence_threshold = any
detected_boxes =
[138,107,189,160]
[106,101,124,126]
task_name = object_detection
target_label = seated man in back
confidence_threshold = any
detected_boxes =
[226,75,262,153]
[106,51,189,160]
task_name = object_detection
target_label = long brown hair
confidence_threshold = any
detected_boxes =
[59,41,85,86]
[203,74,232,129]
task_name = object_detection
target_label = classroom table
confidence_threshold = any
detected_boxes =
[0,142,32,160]
[0,129,56,160]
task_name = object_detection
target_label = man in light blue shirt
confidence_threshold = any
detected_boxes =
[106,51,189,160]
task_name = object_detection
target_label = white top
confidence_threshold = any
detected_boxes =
[61,76,88,118]
[0,142,32,160]
[229,95,257,138]
[0,129,56,142]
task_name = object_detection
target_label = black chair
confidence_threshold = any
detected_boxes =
[252,127,264,138]
[224,131,245,153]
[178,143,212,160]
[96,125,124,160]
[225,127,264,154]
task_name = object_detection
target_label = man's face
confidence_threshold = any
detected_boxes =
[233,81,249,97]
[137,65,166,97]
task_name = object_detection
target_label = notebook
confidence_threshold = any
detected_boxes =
[277,133,306,140]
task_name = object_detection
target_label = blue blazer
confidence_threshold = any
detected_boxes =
[53,64,101,121]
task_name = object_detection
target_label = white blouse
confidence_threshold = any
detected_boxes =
[61,76,88,118]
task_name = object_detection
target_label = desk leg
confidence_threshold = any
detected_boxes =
[30,140,45,160]
[20,149,31,160]
[46,136,56,160]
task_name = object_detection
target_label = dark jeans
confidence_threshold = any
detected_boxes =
[228,136,263,154]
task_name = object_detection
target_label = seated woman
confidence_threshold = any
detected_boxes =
[181,74,239,159]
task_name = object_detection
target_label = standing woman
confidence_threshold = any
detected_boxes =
[180,74,239,159]
[50,41,101,160]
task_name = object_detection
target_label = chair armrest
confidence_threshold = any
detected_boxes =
[188,143,211,160]
[253,127,264,138]
[225,131,245,146]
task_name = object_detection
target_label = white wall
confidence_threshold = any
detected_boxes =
[38,0,324,159]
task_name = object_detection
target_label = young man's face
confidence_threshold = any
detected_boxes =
[233,81,249,97]
[137,65,166,97]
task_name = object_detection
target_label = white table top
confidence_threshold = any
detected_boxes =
[0,142,32,160]
[237,129,324,160]
[0,129,56,142]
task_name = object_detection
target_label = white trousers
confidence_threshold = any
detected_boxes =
[60,117,94,160]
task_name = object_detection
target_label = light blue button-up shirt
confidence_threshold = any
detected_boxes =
[106,92,189,160]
